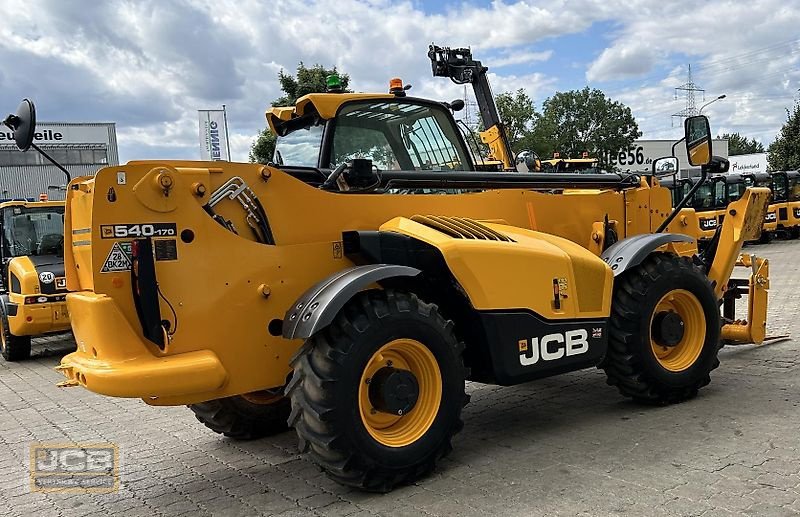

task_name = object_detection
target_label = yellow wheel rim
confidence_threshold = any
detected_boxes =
[650,289,706,372]
[358,338,442,448]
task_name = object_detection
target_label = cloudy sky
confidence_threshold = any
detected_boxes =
[2,0,798,163]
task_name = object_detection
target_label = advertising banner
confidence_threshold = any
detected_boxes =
[199,110,230,161]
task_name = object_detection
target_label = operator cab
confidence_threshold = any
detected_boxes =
[266,85,508,192]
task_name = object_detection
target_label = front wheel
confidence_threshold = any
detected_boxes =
[1,304,31,362]
[602,253,721,404]
[287,289,468,492]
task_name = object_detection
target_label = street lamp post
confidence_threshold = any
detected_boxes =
[700,94,727,114]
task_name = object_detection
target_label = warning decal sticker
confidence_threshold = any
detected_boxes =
[101,242,133,273]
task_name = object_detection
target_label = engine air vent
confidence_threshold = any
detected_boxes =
[410,215,514,242]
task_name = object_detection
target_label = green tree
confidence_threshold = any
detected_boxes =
[249,127,277,164]
[532,87,641,168]
[767,103,800,171]
[272,63,350,107]
[250,63,350,164]
[718,132,765,155]
[495,89,537,152]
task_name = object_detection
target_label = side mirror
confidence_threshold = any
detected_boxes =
[515,150,540,172]
[447,99,465,112]
[652,156,679,177]
[684,115,712,167]
[3,99,36,152]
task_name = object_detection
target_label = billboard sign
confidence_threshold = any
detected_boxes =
[728,153,768,174]
[604,139,729,172]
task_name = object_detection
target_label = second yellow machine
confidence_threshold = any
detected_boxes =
[0,199,70,360]
[6,46,771,492]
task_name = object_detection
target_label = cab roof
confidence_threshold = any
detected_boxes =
[266,92,394,134]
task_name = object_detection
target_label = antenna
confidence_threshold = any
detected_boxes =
[671,64,705,127]
[462,85,479,128]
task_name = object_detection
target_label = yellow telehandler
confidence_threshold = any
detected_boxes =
[4,47,770,492]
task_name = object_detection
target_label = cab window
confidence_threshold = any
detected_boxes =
[331,101,471,171]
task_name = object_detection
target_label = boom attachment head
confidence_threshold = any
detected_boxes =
[428,44,515,170]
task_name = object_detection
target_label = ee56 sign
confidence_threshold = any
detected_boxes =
[603,146,649,169]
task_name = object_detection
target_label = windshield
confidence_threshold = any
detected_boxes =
[727,181,747,202]
[772,175,788,202]
[790,176,800,202]
[692,183,715,209]
[2,206,65,258]
[273,124,323,167]
[331,101,471,171]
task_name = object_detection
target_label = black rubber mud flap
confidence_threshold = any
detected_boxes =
[131,237,164,349]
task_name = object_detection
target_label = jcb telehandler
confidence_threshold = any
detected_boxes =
[0,101,72,361]
[4,46,771,492]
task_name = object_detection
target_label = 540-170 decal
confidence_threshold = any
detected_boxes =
[100,223,177,239]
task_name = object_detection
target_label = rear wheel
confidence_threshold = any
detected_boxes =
[287,289,468,492]
[758,231,773,244]
[0,304,31,362]
[188,392,290,440]
[603,253,721,404]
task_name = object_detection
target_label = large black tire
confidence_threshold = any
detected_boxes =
[287,289,468,492]
[1,305,31,362]
[188,394,290,440]
[758,231,773,244]
[602,253,721,405]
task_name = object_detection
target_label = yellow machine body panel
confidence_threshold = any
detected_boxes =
[380,216,612,319]
[6,256,70,335]
[58,160,691,404]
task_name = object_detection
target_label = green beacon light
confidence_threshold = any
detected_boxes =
[326,74,343,93]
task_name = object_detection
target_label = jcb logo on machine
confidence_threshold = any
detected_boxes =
[765,212,777,222]
[794,207,800,219]
[518,329,591,366]
[55,277,67,289]
[699,218,717,231]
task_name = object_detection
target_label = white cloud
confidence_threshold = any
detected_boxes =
[0,0,797,162]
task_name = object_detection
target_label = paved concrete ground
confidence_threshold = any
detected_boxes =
[1,240,798,517]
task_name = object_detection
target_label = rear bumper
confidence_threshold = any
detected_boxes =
[59,292,227,398]
[8,302,71,336]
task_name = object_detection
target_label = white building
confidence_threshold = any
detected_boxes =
[0,122,118,201]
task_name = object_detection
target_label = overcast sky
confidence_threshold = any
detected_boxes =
[2,0,798,163]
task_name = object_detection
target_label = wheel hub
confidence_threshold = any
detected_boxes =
[652,310,685,347]
[368,367,420,416]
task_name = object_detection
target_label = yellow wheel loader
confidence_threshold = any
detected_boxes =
[0,101,72,361]
[5,49,771,491]
[0,199,70,361]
